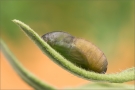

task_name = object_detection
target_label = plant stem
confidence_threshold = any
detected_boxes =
[12,19,135,83]
[0,39,56,90]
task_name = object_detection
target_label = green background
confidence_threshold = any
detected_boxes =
[0,0,134,89]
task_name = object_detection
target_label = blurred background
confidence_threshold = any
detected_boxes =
[0,0,134,89]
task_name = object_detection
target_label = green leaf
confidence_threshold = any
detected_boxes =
[12,19,135,83]
[73,82,134,89]
[0,39,56,90]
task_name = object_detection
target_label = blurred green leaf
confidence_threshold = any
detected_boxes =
[73,82,134,89]
[0,39,56,90]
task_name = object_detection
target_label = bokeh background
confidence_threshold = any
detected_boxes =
[0,0,134,89]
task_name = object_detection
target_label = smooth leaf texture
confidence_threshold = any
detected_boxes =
[1,39,134,90]
[0,39,56,90]
[73,82,134,89]
[12,19,135,83]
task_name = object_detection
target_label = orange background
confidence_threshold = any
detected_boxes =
[0,1,134,89]
[1,33,134,89]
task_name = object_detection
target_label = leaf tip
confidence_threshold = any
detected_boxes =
[12,19,22,26]
[12,19,31,30]
[12,19,19,23]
